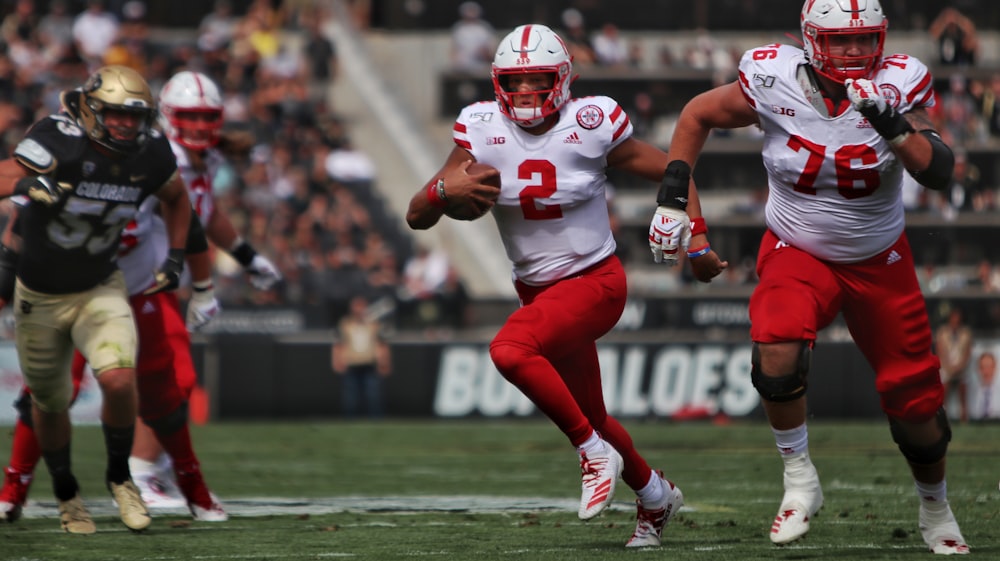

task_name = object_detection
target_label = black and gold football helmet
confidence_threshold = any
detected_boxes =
[62,65,157,154]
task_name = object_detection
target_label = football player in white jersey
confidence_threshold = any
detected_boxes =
[407,24,724,548]
[656,0,967,554]
[118,69,280,511]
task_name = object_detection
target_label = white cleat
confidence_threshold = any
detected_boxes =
[770,461,823,545]
[133,472,187,510]
[625,473,684,548]
[577,441,623,520]
[919,503,970,555]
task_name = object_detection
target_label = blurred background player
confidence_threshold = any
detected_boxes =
[0,64,192,533]
[654,0,968,554]
[124,69,281,509]
[406,24,723,548]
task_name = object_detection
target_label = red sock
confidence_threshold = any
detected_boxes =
[7,420,42,475]
[154,424,199,473]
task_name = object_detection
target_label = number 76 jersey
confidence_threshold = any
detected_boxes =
[738,43,936,264]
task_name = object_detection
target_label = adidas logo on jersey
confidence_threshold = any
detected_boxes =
[886,250,902,265]
[564,132,582,144]
[141,301,157,314]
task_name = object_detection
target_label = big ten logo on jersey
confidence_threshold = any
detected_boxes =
[486,136,505,145]
[433,344,758,418]
[771,105,795,117]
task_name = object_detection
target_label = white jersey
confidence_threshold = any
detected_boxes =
[454,96,631,285]
[116,140,225,294]
[738,44,935,263]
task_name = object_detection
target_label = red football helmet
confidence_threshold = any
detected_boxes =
[491,24,572,127]
[158,71,224,150]
[801,0,887,83]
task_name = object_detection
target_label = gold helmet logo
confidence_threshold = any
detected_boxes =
[75,65,156,154]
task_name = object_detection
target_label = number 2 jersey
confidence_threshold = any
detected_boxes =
[737,44,935,263]
[12,114,177,293]
[453,96,632,285]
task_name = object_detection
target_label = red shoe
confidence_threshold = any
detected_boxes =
[176,468,228,522]
[0,467,32,523]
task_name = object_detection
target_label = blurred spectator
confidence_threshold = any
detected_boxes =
[72,0,119,70]
[1,0,38,46]
[936,73,981,147]
[592,22,629,68]
[968,351,999,420]
[37,0,74,63]
[974,260,1000,293]
[973,72,1000,138]
[331,295,392,418]
[301,9,336,85]
[324,135,376,187]
[560,8,595,66]
[199,0,239,52]
[928,7,978,67]
[102,1,151,74]
[935,307,972,423]
[684,29,737,84]
[398,245,450,330]
[449,1,495,73]
[942,148,982,212]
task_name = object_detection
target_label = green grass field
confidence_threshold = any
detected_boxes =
[2,419,999,561]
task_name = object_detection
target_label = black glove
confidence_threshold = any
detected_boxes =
[143,248,185,295]
[0,244,18,304]
[14,176,71,206]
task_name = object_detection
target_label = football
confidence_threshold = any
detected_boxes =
[444,162,501,221]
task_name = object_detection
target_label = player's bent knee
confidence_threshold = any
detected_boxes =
[889,408,951,465]
[489,340,534,378]
[95,367,137,397]
[30,387,73,413]
[144,401,189,436]
[750,342,811,402]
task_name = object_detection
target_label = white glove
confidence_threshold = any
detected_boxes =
[845,78,886,116]
[246,254,281,290]
[649,206,691,265]
[186,285,220,331]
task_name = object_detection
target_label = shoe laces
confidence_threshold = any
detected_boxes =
[60,497,90,522]
[580,452,610,487]
[113,481,146,510]
[634,503,667,535]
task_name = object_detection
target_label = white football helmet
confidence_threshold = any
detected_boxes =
[801,0,887,83]
[158,71,224,150]
[491,24,572,127]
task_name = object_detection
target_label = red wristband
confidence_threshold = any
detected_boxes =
[690,216,708,236]
[426,179,448,209]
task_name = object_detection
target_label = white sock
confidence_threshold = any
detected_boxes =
[576,431,604,457]
[915,480,948,508]
[154,452,174,475]
[637,470,666,508]
[129,456,156,476]
[772,424,809,457]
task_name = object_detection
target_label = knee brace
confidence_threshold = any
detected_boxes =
[889,408,951,465]
[143,401,189,436]
[750,342,811,402]
[14,390,33,428]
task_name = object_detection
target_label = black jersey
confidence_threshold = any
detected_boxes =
[12,114,177,294]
